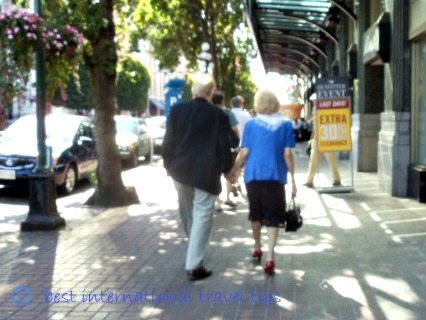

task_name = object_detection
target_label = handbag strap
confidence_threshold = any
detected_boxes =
[289,196,299,211]
[288,197,295,210]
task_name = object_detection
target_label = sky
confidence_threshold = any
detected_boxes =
[250,55,291,105]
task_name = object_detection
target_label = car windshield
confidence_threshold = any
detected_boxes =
[115,119,138,134]
[2,115,80,144]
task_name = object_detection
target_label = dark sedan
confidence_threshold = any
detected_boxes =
[0,114,97,194]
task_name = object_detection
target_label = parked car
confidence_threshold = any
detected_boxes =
[145,116,166,154]
[0,114,97,194]
[114,115,152,167]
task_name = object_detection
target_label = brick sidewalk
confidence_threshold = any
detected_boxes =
[1,146,426,320]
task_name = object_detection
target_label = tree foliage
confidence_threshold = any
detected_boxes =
[59,64,94,113]
[1,3,85,110]
[5,0,260,208]
[5,0,148,207]
[134,0,258,108]
[116,55,151,114]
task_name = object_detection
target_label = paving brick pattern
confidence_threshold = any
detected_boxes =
[1,143,426,319]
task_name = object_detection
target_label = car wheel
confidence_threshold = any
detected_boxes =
[61,165,77,194]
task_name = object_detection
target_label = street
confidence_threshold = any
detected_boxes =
[0,155,172,236]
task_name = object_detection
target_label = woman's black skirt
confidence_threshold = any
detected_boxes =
[245,181,286,228]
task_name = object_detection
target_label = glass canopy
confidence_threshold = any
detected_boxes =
[245,0,356,76]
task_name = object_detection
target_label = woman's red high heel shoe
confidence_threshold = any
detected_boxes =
[264,261,275,275]
[252,249,263,262]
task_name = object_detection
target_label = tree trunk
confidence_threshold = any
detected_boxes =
[85,0,139,207]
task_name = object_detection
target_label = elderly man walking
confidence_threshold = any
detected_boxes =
[162,74,235,281]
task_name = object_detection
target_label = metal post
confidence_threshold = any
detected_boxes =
[34,0,47,171]
[21,0,65,231]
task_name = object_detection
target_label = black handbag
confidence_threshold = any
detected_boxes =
[285,196,303,232]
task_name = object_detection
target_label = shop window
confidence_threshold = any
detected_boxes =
[413,37,426,166]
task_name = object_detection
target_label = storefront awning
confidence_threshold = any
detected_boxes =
[244,0,357,77]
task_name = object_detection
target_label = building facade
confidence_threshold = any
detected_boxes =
[408,0,426,202]
[246,0,426,203]
[354,0,425,202]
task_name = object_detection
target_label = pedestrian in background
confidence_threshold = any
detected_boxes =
[161,74,235,281]
[230,95,251,197]
[230,89,297,275]
[212,91,240,210]
[230,95,251,145]
[303,105,341,188]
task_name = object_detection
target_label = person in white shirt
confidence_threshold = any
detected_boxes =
[230,96,251,144]
[230,96,252,198]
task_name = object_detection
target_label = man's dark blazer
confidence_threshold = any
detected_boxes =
[162,97,234,195]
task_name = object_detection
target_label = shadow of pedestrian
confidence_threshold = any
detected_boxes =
[318,277,363,318]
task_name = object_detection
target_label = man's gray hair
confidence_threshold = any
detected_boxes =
[191,74,216,98]
[230,96,243,107]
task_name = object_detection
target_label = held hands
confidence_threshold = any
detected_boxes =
[225,171,239,184]
[225,160,242,184]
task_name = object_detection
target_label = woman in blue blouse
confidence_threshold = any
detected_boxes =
[230,90,297,275]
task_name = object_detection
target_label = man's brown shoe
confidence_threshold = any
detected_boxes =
[187,266,212,281]
[224,200,237,207]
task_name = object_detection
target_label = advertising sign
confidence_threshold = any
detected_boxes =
[314,76,355,193]
[316,77,352,152]
[316,77,350,98]
[316,98,352,151]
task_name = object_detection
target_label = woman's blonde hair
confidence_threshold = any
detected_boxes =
[254,90,280,114]
[191,73,216,98]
